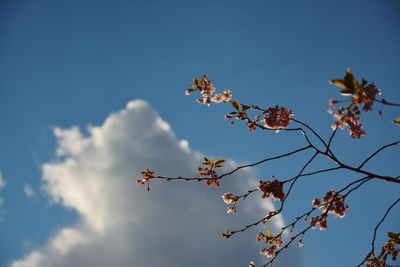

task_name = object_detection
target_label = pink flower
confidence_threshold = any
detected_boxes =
[204,178,220,188]
[352,82,381,111]
[298,239,303,248]
[258,179,285,202]
[320,190,349,218]
[137,168,155,192]
[260,246,277,258]
[186,75,232,106]
[227,206,237,214]
[247,122,256,132]
[263,106,293,131]
[310,217,318,229]
[332,106,365,138]
[222,192,238,204]
[312,198,321,208]
[221,90,232,102]
[319,219,328,230]
[211,93,224,103]
[257,232,267,242]
[273,236,283,248]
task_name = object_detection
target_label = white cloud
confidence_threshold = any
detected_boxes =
[23,183,36,198]
[11,100,301,267]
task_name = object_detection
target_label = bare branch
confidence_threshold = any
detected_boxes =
[219,145,312,179]
[358,140,400,169]
[375,98,400,108]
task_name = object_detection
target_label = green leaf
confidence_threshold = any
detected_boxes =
[215,159,225,165]
[343,68,357,91]
[329,79,347,89]
[394,117,400,126]
[203,157,211,165]
[388,232,400,244]
[242,105,250,112]
[340,88,355,96]
[329,68,358,95]
[267,228,272,239]
[231,100,240,111]
[214,159,225,168]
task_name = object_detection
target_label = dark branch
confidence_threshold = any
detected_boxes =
[375,98,400,108]
[358,140,400,169]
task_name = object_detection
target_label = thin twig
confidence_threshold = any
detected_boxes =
[358,140,400,169]
[219,145,312,179]
[375,98,400,108]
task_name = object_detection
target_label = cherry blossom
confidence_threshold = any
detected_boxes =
[136,168,155,191]
[263,106,293,131]
[258,178,285,202]
[353,82,381,111]
[332,106,365,138]
[222,192,238,204]
[185,75,232,106]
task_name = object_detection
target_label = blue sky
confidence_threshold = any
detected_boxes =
[0,1,399,266]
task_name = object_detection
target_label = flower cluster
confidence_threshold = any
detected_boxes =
[332,106,365,138]
[367,243,399,267]
[198,157,224,188]
[329,69,383,138]
[310,215,328,231]
[257,230,283,258]
[224,102,295,133]
[185,75,232,106]
[224,101,251,127]
[367,232,400,267]
[222,192,239,214]
[258,178,285,202]
[353,82,381,111]
[263,106,293,131]
[316,190,349,218]
[310,190,349,230]
[137,168,155,192]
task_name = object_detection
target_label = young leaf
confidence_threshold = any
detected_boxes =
[214,159,225,168]
[388,232,400,244]
[267,228,272,239]
[329,68,357,95]
[329,79,347,89]
[339,88,354,96]
[242,105,250,112]
[231,100,240,111]
[343,68,357,91]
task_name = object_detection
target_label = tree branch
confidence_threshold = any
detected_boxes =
[358,140,400,169]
